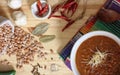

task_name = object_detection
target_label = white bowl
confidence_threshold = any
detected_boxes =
[70,31,120,75]
[31,1,51,20]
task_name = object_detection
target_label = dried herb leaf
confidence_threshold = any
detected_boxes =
[39,35,55,43]
[32,23,49,36]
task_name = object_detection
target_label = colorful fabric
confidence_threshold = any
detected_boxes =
[106,0,120,13]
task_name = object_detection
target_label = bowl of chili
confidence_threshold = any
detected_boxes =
[70,31,120,75]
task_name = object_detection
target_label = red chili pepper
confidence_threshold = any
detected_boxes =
[62,1,76,9]
[60,11,67,18]
[70,3,78,16]
[62,1,78,17]
[62,20,75,31]
[64,0,73,6]
[37,5,41,13]
[62,6,70,15]
[50,15,71,22]
[37,4,49,16]
[37,0,42,11]
[48,0,79,31]
[53,4,62,13]
[67,6,72,15]
[48,4,62,18]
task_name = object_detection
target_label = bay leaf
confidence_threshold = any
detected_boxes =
[32,23,49,36]
[39,35,56,43]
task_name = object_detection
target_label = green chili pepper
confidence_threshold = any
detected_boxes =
[0,70,16,75]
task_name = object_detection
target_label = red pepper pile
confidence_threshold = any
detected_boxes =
[36,0,49,16]
[49,0,80,31]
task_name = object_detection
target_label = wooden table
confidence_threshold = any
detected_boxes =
[0,0,106,75]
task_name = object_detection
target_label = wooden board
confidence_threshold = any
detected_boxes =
[0,0,106,75]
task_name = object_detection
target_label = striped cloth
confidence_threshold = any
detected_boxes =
[80,19,120,37]
[105,0,120,13]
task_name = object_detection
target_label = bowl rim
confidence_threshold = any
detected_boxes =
[70,31,120,75]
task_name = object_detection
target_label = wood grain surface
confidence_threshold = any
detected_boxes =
[0,0,106,75]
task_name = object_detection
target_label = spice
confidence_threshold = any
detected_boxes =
[50,15,71,22]
[12,11,27,26]
[8,0,22,9]
[50,49,54,53]
[39,35,56,43]
[28,27,35,33]
[0,59,11,65]
[62,20,75,31]
[36,0,49,17]
[71,2,78,16]
[49,0,87,31]
[37,0,42,11]
[51,57,53,60]
[62,0,79,17]
[62,0,88,31]
[32,23,49,36]
[44,65,47,70]
[37,63,41,68]
[0,24,13,56]
[49,0,79,18]
[37,4,49,16]
[30,60,61,74]
[48,4,62,18]
[6,26,45,68]
[31,64,41,75]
